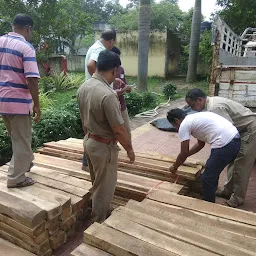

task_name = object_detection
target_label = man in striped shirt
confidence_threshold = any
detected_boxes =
[0,14,40,188]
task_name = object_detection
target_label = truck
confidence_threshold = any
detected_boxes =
[210,16,256,107]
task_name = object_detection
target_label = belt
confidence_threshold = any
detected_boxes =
[88,134,117,144]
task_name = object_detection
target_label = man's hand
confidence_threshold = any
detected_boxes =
[123,85,132,93]
[115,78,125,87]
[169,165,177,174]
[33,105,41,123]
[127,149,135,163]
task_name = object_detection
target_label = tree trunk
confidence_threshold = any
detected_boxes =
[186,0,201,83]
[137,0,151,92]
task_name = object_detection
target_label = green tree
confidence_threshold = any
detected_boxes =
[216,0,256,34]
[138,0,151,92]
[186,0,202,83]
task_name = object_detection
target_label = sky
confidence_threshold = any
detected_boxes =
[119,0,221,21]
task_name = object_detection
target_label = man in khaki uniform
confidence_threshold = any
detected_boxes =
[186,88,256,207]
[77,50,135,223]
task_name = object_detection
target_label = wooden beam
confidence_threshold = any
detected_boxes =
[71,243,112,256]
[84,222,176,256]
[104,214,217,256]
[119,203,256,253]
[147,190,256,226]
[0,237,36,256]
[135,199,256,239]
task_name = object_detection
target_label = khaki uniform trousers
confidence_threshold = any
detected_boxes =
[121,108,131,141]
[2,115,34,185]
[84,137,119,223]
[225,120,256,204]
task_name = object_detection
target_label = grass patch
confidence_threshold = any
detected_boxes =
[49,88,77,109]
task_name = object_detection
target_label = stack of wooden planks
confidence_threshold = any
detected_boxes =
[38,138,204,181]
[0,161,91,255]
[72,190,256,256]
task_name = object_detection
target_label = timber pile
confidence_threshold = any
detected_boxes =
[73,190,256,256]
[39,138,204,181]
[0,138,187,255]
[0,162,91,256]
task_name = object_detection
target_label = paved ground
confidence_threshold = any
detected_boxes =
[54,98,256,255]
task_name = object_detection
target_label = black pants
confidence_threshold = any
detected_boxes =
[200,135,241,203]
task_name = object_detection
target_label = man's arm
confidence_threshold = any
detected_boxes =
[87,59,97,76]
[172,140,190,171]
[112,124,135,163]
[27,77,40,123]
[188,140,205,156]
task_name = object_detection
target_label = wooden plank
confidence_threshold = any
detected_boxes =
[104,215,217,256]
[0,165,89,199]
[34,183,85,213]
[0,237,36,256]
[119,150,204,167]
[0,188,45,228]
[38,147,83,161]
[113,206,255,255]
[0,230,50,255]
[0,214,46,238]
[0,171,71,210]
[139,199,256,239]
[60,215,76,231]
[0,177,60,220]
[147,190,256,226]
[84,222,176,256]
[0,222,49,246]
[30,166,91,191]
[71,243,112,256]
[49,230,66,250]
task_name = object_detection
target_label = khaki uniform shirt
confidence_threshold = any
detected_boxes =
[77,73,124,139]
[205,96,256,133]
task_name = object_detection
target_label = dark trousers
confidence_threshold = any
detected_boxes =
[201,135,241,203]
[82,154,88,167]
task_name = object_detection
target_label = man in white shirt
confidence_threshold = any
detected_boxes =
[85,29,117,80]
[167,108,240,203]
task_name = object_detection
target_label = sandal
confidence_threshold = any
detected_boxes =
[7,177,36,188]
[222,199,240,208]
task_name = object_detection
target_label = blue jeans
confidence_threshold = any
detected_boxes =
[82,154,88,167]
[201,135,241,203]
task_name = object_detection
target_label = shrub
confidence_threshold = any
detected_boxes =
[39,90,53,110]
[32,102,83,149]
[39,77,55,93]
[162,83,177,99]
[50,72,84,92]
[126,91,159,116]
[0,120,12,165]
[142,92,158,109]
[125,91,144,116]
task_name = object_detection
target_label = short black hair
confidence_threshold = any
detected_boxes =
[111,46,121,55]
[167,108,187,123]
[13,14,34,28]
[97,50,121,72]
[101,29,116,41]
[186,88,207,101]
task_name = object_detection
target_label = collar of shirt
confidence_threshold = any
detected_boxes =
[8,32,26,41]
[92,73,110,86]
[96,40,105,49]
[204,96,211,111]
[92,73,118,96]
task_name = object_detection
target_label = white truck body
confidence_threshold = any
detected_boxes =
[210,17,256,107]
